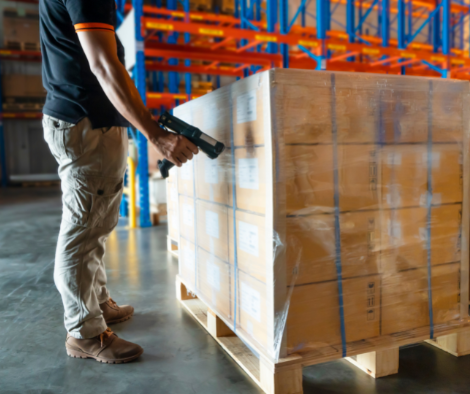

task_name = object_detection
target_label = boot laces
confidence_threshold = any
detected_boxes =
[108,298,118,308]
[99,328,114,347]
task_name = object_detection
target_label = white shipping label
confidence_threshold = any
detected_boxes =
[236,91,257,124]
[182,204,194,227]
[239,221,259,257]
[240,282,261,322]
[182,246,195,272]
[386,152,402,166]
[205,210,220,239]
[238,158,259,190]
[422,152,441,168]
[388,220,402,242]
[180,161,193,180]
[205,156,219,184]
[206,261,220,291]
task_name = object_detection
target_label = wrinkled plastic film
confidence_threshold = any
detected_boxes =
[168,69,469,364]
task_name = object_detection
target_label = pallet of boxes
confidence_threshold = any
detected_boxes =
[172,69,470,394]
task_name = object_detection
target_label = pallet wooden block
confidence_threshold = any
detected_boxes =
[170,69,470,393]
[426,330,470,357]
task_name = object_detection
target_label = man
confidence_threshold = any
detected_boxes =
[40,0,197,364]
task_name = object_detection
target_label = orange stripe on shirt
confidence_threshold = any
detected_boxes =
[74,23,115,32]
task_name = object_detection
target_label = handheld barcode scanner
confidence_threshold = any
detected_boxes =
[157,111,226,179]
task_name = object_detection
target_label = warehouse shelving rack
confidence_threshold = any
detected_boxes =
[0,48,43,188]
[121,0,470,227]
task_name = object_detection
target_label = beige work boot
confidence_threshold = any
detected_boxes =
[100,298,134,325]
[66,328,143,364]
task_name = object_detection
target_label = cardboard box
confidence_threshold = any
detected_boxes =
[381,145,427,208]
[431,204,461,266]
[286,211,381,285]
[382,263,461,335]
[195,152,231,205]
[338,144,379,211]
[285,145,334,215]
[197,248,232,320]
[232,77,267,147]
[432,144,463,205]
[179,238,197,289]
[179,195,195,243]
[287,275,381,353]
[381,207,427,272]
[234,146,266,214]
[177,160,195,197]
[432,79,466,143]
[197,200,229,263]
[236,270,270,350]
[229,210,267,283]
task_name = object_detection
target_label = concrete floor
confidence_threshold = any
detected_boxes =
[1,188,470,394]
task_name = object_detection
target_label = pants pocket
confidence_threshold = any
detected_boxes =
[43,118,81,161]
[62,174,123,229]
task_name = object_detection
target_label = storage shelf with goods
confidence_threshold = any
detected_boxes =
[171,68,470,393]
[0,5,50,188]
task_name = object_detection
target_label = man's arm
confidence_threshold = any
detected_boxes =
[76,30,197,167]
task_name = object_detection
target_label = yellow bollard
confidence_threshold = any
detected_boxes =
[127,156,137,229]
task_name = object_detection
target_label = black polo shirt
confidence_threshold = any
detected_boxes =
[39,0,130,129]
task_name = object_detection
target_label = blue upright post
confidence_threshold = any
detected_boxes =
[397,0,405,48]
[407,0,412,41]
[433,0,441,52]
[279,0,289,67]
[267,0,278,54]
[382,0,389,46]
[133,0,152,227]
[346,0,355,43]
[184,0,191,95]
[0,60,6,188]
[240,0,250,75]
[167,0,179,93]
[359,0,363,35]
[397,0,405,74]
[442,0,450,77]
[317,0,327,69]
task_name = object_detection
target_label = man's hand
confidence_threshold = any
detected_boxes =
[76,30,198,167]
[149,127,199,167]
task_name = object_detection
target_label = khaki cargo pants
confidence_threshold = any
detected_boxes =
[43,115,128,339]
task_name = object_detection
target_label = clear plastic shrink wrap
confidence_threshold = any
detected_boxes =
[170,69,470,363]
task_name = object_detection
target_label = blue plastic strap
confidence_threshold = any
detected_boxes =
[426,81,435,339]
[331,74,347,357]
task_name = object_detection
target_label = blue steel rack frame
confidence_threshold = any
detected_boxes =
[119,0,470,225]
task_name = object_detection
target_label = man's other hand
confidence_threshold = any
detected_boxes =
[149,128,199,167]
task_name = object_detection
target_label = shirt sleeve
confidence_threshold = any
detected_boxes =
[63,0,116,33]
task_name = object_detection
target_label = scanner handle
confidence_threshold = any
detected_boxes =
[158,159,175,179]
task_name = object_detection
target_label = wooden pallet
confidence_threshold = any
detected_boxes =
[176,275,470,394]
[167,236,179,257]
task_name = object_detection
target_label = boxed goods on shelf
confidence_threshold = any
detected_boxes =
[172,69,469,363]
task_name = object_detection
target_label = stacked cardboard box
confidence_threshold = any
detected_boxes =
[3,8,40,51]
[173,69,469,361]
[2,74,46,111]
